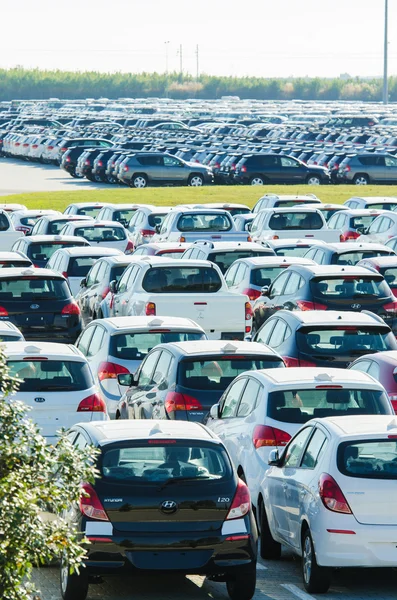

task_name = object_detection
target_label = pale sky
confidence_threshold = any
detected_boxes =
[0,0,395,78]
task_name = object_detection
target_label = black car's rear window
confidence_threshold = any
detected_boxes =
[310,276,391,300]
[178,356,284,391]
[268,211,323,230]
[297,326,396,358]
[7,360,92,391]
[0,277,70,300]
[27,242,87,262]
[110,331,205,360]
[177,213,232,232]
[267,388,390,423]
[100,441,231,483]
[75,226,126,242]
[338,440,397,479]
[142,267,222,293]
[333,250,391,266]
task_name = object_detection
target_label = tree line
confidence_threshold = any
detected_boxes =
[1,67,397,102]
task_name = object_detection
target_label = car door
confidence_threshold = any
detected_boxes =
[77,262,101,319]
[207,377,248,455]
[163,154,188,182]
[279,271,305,311]
[125,350,162,419]
[254,270,291,326]
[384,155,397,183]
[112,266,139,316]
[279,156,307,183]
[85,324,107,383]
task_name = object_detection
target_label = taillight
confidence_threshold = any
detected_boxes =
[341,230,360,242]
[141,229,155,238]
[124,239,134,254]
[296,300,327,311]
[145,302,156,316]
[283,356,316,368]
[319,473,352,514]
[272,235,279,240]
[97,160,103,167]
[383,301,397,313]
[242,287,261,301]
[241,165,247,173]
[47,145,54,150]
[79,483,109,521]
[225,479,250,520]
[123,165,129,172]
[98,361,129,381]
[245,301,253,320]
[61,302,80,315]
[0,306,8,317]
[179,236,186,242]
[252,425,291,448]
[77,393,107,413]
[60,147,67,153]
[389,395,397,413]
[165,391,202,412]
[65,156,71,163]
[344,165,351,172]
[101,286,110,299]
[62,271,68,279]
[85,159,90,166]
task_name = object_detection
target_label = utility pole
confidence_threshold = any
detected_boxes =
[383,0,389,104]
[195,44,199,80]
[164,41,170,98]
[177,44,183,74]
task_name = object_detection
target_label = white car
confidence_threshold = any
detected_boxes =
[127,206,173,248]
[0,320,24,341]
[0,203,27,213]
[343,196,397,211]
[262,414,397,592]
[46,246,123,296]
[4,342,108,442]
[63,202,110,218]
[0,251,32,268]
[358,211,397,244]
[10,209,60,235]
[253,193,321,213]
[96,203,145,228]
[75,316,207,417]
[251,207,341,243]
[60,220,134,253]
[206,367,393,542]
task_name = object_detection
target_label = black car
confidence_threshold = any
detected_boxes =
[254,309,397,368]
[252,264,397,334]
[233,153,330,185]
[59,420,258,600]
[0,267,82,342]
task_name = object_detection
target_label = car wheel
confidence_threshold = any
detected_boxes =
[105,175,117,184]
[259,503,281,559]
[60,558,89,600]
[353,174,369,185]
[226,564,256,600]
[302,529,331,593]
[249,176,265,185]
[306,175,321,185]
[188,174,204,186]
[130,174,148,188]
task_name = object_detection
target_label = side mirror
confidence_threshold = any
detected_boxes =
[109,279,117,294]
[261,285,269,296]
[117,373,136,387]
[155,224,161,234]
[245,222,252,232]
[80,277,87,288]
[268,449,280,466]
[209,403,220,420]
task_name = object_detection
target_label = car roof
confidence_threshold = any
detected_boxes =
[192,241,267,251]
[265,238,327,247]
[310,242,391,252]
[21,235,89,244]
[3,341,82,359]
[130,256,216,268]
[95,316,205,332]
[56,247,123,257]
[277,309,386,326]
[68,220,125,228]
[236,256,315,267]
[336,208,388,216]
[347,196,397,203]
[317,415,397,437]
[80,419,218,445]
[101,203,149,210]
[155,340,280,357]
[138,242,191,250]
[354,350,397,366]
[294,264,381,277]
[0,251,31,260]
[264,207,323,214]
[66,202,109,208]
[358,256,397,267]
[259,194,320,201]
[253,367,383,388]
[304,203,342,209]
[0,267,64,278]
[0,321,22,333]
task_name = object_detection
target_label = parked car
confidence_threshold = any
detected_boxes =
[11,235,91,268]
[250,208,341,243]
[303,203,345,222]
[116,340,284,422]
[153,209,249,243]
[96,203,144,228]
[60,220,133,253]
[303,241,395,265]
[343,196,397,210]
[75,316,207,417]
[63,203,109,218]
[0,251,32,268]
[327,209,388,241]
[4,341,107,443]
[31,215,93,236]
[181,241,275,274]
[233,155,330,185]
[252,194,321,213]
[10,209,60,236]
[357,212,397,244]
[59,420,257,600]
[356,256,397,296]
[337,153,397,184]
[349,350,397,409]
[127,206,173,248]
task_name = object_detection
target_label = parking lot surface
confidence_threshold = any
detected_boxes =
[33,550,397,600]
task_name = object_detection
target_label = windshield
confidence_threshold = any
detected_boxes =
[110,331,205,360]
[311,276,391,300]
[178,356,284,390]
[101,442,231,483]
[268,388,390,423]
[75,226,126,242]
[176,213,232,232]
[7,360,92,391]
[297,326,396,358]
[268,212,323,230]
[142,267,222,293]
[338,440,397,479]
[0,277,70,300]
[333,251,390,265]
[27,242,86,262]
[251,266,287,287]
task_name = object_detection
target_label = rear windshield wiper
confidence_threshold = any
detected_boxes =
[158,475,212,490]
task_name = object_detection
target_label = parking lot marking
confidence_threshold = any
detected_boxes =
[281,583,316,600]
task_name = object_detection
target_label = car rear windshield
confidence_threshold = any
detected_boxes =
[148,213,168,228]
[0,261,31,268]
[68,257,102,277]
[0,335,21,342]
[382,268,397,288]
[142,267,222,293]
[74,226,126,242]
[333,250,390,265]
[113,209,137,228]
[100,441,231,484]
[27,242,86,262]
[367,203,397,211]
[0,213,10,231]
[350,215,379,230]
[267,388,390,423]
[297,326,396,358]
[338,440,397,479]
[251,266,287,287]
[177,213,232,232]
[0,277,70,300]
[20,216,41,227]
[76,207,102,217]
[268,212,323,230]
[110,331,206,360]
[310,276,391,300]
[274,246,312,257]
[6,360,93,391]
[179,356,284,390]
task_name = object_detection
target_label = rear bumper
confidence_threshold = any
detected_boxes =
[16,323,82,343]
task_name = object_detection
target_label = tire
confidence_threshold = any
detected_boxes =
[306,175,321,185]
[60,559,89,600]
[69,169,84,179]
[249,176,265,186]
[188,174,204,187]
[353,174,369,185]
[130,174,148,188]
[259,503,281,560]
[226,564,256,600]
[105,175,117,184]
[302,529,331,594]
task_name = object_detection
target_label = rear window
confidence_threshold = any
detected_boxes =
[0,277,70,300]
[20,216,41,227]
[68,257,101,277]
[0,213,10,231]
[100,441,231,483]
[0,334,21,342]
[338,440,397,479]
[333,250,390,266]
[268,212,323,230]
[148,213,168,228]
[110,331,206,360]
[178,356,284,391]
[209,251,270,273]
[157,250,185,258]
[383,268,397,287]
[227,207,251,216]
[110,265,130,282]
[113,209,137,227]
[311,276,391,300]
[142,267,222,293]
[74,226,126,242]
[28,242,86,262]
[267,388,390,423]
[0,261,31,268]
[177,213,232,232]
[76,207,102,217]
[251,266,286,287]
[351,215,379,230]
[275,246,311,257]
[7,360,92,391]
[367,203,397,211]
[297,326,396,358]
[48,220,72,235]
